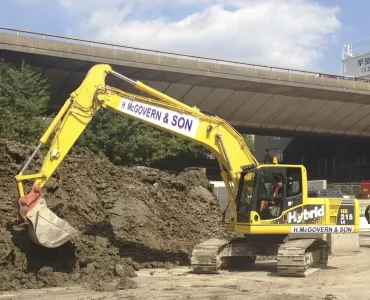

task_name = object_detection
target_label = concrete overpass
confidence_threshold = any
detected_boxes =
[2,26,370,137]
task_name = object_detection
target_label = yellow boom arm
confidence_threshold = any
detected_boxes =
[15,64,258,245]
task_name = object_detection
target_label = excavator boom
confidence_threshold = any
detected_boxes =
[15,64,257,248]
[15,64,354,278]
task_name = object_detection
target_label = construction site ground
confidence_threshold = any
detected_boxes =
[1,138,370,300]
[0,233,369,300]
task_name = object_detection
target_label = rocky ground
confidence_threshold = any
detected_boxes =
[0,138,229,291]
[1,138,367,300]
[2,234,370,300]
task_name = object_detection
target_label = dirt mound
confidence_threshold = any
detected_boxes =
[0,139,226,291]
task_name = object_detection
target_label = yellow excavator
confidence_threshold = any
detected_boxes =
[15,64,362,277]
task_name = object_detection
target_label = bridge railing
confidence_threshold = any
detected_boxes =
[0,26,370,83]
[1,25,370,83]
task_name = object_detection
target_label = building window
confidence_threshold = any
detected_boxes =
[264,136,281,142]
[265,148,284,163]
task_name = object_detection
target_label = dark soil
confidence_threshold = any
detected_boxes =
[0,139,227,291]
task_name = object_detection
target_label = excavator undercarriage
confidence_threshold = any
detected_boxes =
[191,234,329,277]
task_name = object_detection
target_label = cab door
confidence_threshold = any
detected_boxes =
[250,166,304,224]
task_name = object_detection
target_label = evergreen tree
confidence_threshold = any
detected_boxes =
[0,59,49,145]
[0,59,255,166]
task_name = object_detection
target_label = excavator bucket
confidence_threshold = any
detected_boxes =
[26,198,80,248]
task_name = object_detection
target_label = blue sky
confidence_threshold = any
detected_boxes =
[1,0,369,74]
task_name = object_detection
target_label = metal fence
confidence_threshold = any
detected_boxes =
[1,25,369,83]
[327,183,362,198]
[327,183,370,216]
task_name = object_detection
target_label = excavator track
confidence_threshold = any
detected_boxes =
[190,238,232,273]
[190,236,273,273]
[276,238,329,277]
[191,236,329,277]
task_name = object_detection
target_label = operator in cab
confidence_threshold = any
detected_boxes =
[271,176,282,197]
[260,176,282,218]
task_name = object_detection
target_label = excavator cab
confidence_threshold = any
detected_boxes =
[235,164,304,224]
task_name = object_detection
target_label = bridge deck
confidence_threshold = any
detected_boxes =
[1,28,370,136]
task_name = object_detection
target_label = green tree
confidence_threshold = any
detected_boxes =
[242,134,255,154]
[0,59,50,145]
[77,108,256,166]
[78,109,208,166]
[0,58,255,167]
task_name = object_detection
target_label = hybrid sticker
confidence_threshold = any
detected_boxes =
[291,225,354,233]
[287,205,325,224]
[118,98,200,138]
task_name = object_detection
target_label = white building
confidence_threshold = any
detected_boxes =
[342,39,370,80]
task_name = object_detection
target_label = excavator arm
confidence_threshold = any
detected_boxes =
[15,64,258,248]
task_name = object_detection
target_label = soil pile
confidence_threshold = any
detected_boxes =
[0,139,226,291]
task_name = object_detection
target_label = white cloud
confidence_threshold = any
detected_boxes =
[35,0,344,70]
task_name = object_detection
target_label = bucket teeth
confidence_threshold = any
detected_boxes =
[26,198,79,248]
